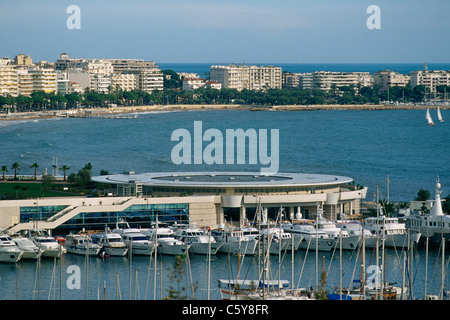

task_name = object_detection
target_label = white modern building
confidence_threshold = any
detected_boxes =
[0,172,367,236]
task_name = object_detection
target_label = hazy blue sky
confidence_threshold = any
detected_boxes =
[1,0,449,63]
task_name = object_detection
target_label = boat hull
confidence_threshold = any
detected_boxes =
[218,239,258,255]
[189,242,223,255]
[103,246,128,257]
[299,237,335,251]
[157,243,189,255]
[0,249,23,263]
[66,245,102,256]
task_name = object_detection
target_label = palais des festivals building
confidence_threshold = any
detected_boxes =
[1,171,367,235]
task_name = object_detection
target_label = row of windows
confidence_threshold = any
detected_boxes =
[20,205,69,223]
[409,219,450,228]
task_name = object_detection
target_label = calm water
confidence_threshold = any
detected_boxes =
[0,109,449,300]
[0,244,448,300]
[0,109,448,200]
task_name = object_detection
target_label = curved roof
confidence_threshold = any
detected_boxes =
[92,171,353,188]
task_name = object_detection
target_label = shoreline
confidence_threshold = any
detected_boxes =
[0,103,448,121]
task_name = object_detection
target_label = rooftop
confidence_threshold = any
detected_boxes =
[92,171,353,188]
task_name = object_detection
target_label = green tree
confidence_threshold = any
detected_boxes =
[30,163,39,180]
[1,165,8,180]
[11,162,20,180]
[416,188,431,201]
[60,165,70,181]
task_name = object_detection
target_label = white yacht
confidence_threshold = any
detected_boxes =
[407,177,447,243]
[10,233,43,259]
[113,221,154,256]
[65,234,102,256]
[141,226,189,255]
[281,221,336,251]
[0,234,23,263]
[91,229,128,257]
[174,227,222,255]
[336,220,378,249]
[312,210,358,250]
[212,227,259,255]
[25,229,64,258]
[257,223,302,254]
[364,211,413,248]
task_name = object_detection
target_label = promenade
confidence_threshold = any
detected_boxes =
[0,103,448,121]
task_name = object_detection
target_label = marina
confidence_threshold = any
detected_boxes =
[0,108,449,300]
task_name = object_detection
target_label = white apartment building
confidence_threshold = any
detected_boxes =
[410,70,450,94]
[182,78,205,91]
[17,69,33,96]
[111,73,137,92]
[210,65,282,91]
[0,65,18,97]
[29,68,57,94]
[373,70,410,92]
[90,74,111,94]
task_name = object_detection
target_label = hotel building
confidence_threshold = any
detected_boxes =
[210,65,282,91]
[373,70,410,92]
[0,172,367,236]
[410,70,450,95]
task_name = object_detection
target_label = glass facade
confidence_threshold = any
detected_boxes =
[20,206,69,223]
[19,203,189,236]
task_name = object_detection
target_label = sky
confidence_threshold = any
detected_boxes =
[1,0,449,64]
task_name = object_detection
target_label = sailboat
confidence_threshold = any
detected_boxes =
[437,107,444,123]
[426,107,435,126]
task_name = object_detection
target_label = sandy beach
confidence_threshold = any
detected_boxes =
[0,103,448,121]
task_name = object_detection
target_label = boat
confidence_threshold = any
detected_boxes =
[364,212,414,248]
[212,226,259,255]
[313,215,359,250]
[406,177,449,243]
[256,223,302,254]
[173,225,222,255]
[426,107,435,125]
[336,219,378,249]
[0,234,23,263]
[437,107,444,122]
[141,226,189,255]
[65,234,102,256]
[282,220,336,251]
[91,228,129,257]
[113,220,155,255]
[218,279,295,300]
[9,233,43,259]
[24,229,64,258]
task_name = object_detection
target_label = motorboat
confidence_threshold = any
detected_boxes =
[91,228,128,257]
[9,233,43,259]
[113,221,155,255]
[364,211,413,248]
[0,234,23,263]
[281,221,336,251]
[336,220,378,249]
[24,229,64,258]
[406,177,446,243]
[255,223,302,254]
[141,226,189,255]
[212,227,259,255]
[174,227,222,255]
[65,234,102,256]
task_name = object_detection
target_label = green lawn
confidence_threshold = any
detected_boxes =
[0,182,81,199]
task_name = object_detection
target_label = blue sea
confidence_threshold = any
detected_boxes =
[0,109,448,201]
[0,107,449,301]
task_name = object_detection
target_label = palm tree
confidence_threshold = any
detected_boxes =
[1,165,8,180]
[11,162,20,180]
[60,165,70,181]
[30,163,39,180]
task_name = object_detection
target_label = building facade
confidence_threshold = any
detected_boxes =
[210,65,282,91]
[373,70,410,92]
[410,70,450,95]
[1,172,367,236]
